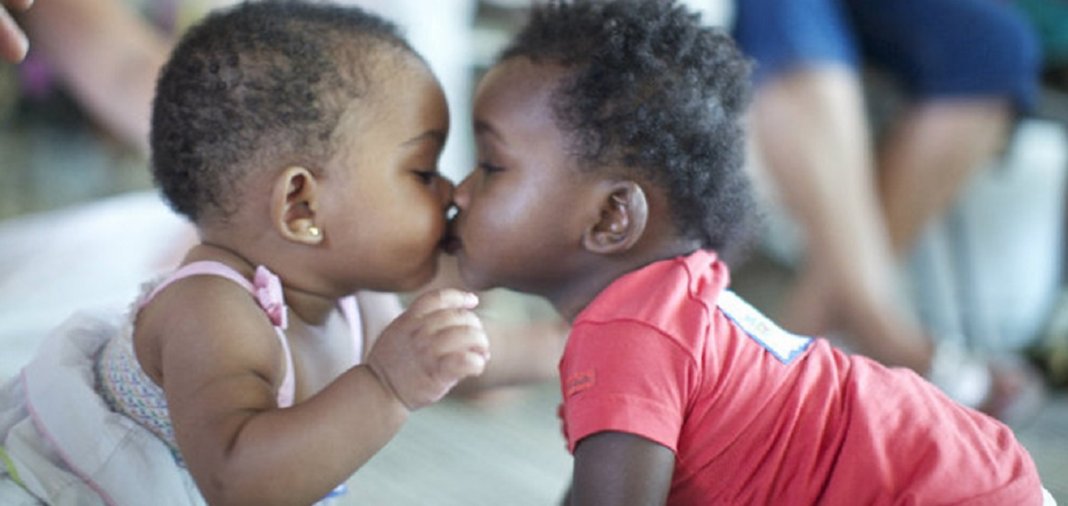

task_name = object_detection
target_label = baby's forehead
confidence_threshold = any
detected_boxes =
[319,47,430,117]
[326,41,419,88]
[488,57,567,86]
[324,52,446,153]
[476,58,568,111]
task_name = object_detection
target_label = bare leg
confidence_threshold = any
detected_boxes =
[751,66,932,372]
[875,99,1048,422]
[877,100,1012,255]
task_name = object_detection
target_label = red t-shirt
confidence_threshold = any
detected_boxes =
[559,250,1041,505]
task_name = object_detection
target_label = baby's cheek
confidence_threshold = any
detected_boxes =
[480,207,521,238]
[419,201,447,235]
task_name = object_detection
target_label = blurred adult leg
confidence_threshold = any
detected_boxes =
[735,0,934,372]
[749,65,933,372]
[858,0,1045,419]
[849,0,1040,255]
[878,101,1011,256]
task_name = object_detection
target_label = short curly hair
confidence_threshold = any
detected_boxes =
[150,0,415,222]
[500,0,755,252]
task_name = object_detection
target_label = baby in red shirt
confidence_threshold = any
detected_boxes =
[448,0,1054,504]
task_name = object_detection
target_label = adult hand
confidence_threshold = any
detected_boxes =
[0,0,32,62]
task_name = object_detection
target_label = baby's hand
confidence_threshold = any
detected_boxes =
[367,288,489,410]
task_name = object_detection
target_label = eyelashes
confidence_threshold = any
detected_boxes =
[414,169,440,184]
[478,161,504,174]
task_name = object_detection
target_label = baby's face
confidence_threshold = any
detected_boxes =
[452,58,597,295]
[316,54,453,292]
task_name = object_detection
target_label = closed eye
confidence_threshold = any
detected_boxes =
[413,169,440,184]
[479,161,504,174]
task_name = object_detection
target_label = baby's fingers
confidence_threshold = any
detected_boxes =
[427,318,489,357]
[406,288,478,318]
[418,306,484,341]
[438,349,489,381]
[426,319,489,374]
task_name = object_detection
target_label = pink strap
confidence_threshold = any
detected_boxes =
[139,261,296,407]
[140,261,253,308]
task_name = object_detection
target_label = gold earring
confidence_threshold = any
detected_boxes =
[308,226,321,238]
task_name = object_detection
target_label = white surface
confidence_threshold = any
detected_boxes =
[911,118,1068,351]
[0,192,192,379]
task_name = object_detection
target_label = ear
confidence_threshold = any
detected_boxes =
[582,180,648,254]
[270,166,324,245]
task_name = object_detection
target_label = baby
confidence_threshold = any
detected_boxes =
[451,1,1053,504]
[0,1,487,504]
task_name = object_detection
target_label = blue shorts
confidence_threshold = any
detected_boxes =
[732,0,1041,111]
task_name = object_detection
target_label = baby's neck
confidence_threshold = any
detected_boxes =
[183,242,339,326]
[550,238,701,322]
[183,242,258,278]
[278,287,343,326]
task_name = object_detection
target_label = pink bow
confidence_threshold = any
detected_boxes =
[253,266,288,329]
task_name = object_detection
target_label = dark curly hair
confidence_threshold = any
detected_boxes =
[150,0,415,222]
[500,0,755,253]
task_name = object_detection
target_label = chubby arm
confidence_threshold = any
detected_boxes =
[153,280,487,506]
[17,0,243,150]
[19,0,169,152]
[568,432,676,506]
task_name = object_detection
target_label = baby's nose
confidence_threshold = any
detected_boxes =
[438,177,456,205]
[452,174,473,210]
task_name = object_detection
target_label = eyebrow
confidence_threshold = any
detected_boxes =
[402,130,446,148]
[474,120,507,146]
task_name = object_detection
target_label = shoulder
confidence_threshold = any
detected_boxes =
[576,252,727,348]
[135,274,285,388]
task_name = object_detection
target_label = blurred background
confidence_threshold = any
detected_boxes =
[1,0,1066,504]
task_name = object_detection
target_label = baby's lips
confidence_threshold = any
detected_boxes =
[440,216,463,254]
[439,233,462,255]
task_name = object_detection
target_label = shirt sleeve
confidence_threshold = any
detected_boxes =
[559,319,697,454]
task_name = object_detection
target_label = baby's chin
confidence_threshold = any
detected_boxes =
[452,252,499,292]
[380,255,442,293]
